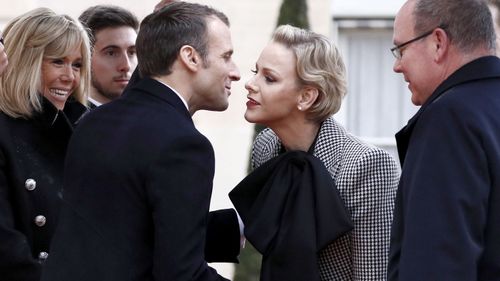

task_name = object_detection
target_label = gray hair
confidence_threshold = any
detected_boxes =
[413,0,496,52]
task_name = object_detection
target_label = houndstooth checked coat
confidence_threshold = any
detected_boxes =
[251,117,400,281]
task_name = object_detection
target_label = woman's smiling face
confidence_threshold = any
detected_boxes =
[40,45,82,110]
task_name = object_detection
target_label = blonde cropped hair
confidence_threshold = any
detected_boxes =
[272,25,347,123]
[0,7,91,118]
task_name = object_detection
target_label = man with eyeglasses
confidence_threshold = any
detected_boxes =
[388,0,500,280]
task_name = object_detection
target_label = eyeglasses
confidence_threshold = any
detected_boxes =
[390,26,443,59]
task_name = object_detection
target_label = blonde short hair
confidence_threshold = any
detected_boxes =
[271,25,347,123]
[0,7,91,118]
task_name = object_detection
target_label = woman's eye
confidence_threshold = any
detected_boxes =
[265,76,275,83]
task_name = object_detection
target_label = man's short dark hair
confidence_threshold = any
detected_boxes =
[136,1,229,78]
[79,5,139,47]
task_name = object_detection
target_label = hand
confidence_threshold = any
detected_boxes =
[154,0,177,12]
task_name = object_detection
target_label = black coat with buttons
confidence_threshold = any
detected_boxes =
[0,98,87,281]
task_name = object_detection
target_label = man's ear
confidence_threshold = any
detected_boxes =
[179,45,200,72]
[297,86,319,111]
[432,28,449,62]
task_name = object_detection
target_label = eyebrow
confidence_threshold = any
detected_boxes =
[256,63,279,77]
[100,44,136,50]
[221,49,233,57]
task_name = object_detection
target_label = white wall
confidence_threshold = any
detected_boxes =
[332,0,405,18]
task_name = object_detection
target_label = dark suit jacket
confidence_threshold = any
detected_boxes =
[0,99,86,281]
[42,78,232,281]
[120,68,240,264]
[389,56,500,280]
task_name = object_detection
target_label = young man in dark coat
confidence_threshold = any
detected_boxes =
[42,2,241,281]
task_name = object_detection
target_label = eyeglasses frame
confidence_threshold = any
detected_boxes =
[390,25,446,59]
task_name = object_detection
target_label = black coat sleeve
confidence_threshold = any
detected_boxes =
[205,209,240,263]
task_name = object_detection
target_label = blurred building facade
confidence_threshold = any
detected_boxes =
[0,0,413,278]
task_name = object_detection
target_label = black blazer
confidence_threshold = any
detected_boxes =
[42,78,232,281]
[0,99,87,281]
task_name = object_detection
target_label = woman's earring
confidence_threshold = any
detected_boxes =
[298,105,303,111]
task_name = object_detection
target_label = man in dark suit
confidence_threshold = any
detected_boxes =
[41,2,241,280]
[388,0,500,280]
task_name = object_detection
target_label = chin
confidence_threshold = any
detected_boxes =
[410,94,423,106]
[212,103,229,112]
[244,112,264,125]
[220,104,229,111]
[244,116,255,124]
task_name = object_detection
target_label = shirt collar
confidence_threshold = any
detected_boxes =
[155,79,189,111]
[88,96,102,107]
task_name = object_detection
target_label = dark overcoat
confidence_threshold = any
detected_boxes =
[389,56,500,280]
[42,78,234,281]
[0,99,86,281]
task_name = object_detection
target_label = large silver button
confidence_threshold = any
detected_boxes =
[25,179,36,191]
[38,251,49,260]
[34,215,46,227]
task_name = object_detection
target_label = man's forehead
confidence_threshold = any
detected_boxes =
[394,2,415,34]
[94,27,137,46]
[95,26,137,38]
[207,20,232,45]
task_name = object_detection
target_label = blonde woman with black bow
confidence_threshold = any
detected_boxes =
[231,25,400,281]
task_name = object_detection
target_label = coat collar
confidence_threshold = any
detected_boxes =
[267,117,347,172]
[312,117,348,171]
[34,97,88,129]
[28,97,87,147]
[124,77,192,121]
[396,55,500,164]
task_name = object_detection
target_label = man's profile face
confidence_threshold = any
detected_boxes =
[91,26,137,104]
[392,0,438,106]
[194,17,241,111]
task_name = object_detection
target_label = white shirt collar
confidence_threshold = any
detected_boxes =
[88,96,102,107]
[155,79,189,111]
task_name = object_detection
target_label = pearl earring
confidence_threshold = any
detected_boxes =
[298,105,303,111]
